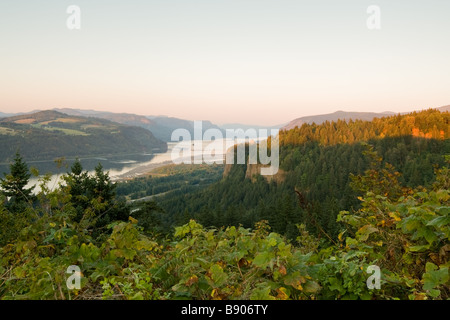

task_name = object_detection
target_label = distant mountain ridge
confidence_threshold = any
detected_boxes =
[282,110,396,131]
[54,108,160,136]
[438,105,450,112]
[54,108,224,142]
[2,104,448,138]
[219,123,286,132]
[2,110,76,123]
[0,112,15,118]
[283,105,449,131]
[0,110,167,162]
[147,115,224,141]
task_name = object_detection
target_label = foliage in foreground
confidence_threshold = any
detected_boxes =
[0,156,448,300]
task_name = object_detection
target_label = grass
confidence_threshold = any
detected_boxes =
[0,126,17,135]
[39,118,82,125]
[31,124,90,136]
[45,127,90,136]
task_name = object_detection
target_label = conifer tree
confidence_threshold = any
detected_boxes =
[63,158,90,221]
[92,163,116,204]
[0,152,34,211]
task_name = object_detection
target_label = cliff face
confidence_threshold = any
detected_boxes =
[245,163,286,184]
[223,162,233,177]
[223,162,286,184]
[222,143,286,183]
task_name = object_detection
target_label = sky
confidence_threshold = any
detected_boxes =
[0,0,449,126]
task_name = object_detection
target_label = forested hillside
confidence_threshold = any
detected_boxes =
[280,109,448,145]
[152,109,449,239]
[0,111,167,162]
[282,110,395,130]
[116,164,224,201]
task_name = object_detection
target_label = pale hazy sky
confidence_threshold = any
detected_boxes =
[1,0,449,125]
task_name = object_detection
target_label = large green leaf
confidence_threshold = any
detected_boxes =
[423,263,449,291]
[209,264,228,287]
[252,251,273,268]
[427,215,450,228]
[356,225,378,241]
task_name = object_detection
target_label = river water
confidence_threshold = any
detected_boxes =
[0,138,261,192]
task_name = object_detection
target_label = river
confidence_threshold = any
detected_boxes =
[1,138,259,192]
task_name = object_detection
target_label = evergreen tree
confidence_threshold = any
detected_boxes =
[89,163,129,237]
[62,160,129,238]
[132,200,165,234]
[0,152,34,211]
[92,163,116,204]
[63,158,90,221]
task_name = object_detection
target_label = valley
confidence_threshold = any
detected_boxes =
[1,107,449,301]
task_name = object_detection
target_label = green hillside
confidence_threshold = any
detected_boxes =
[144,109,450,238]
[0,110,167,162]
